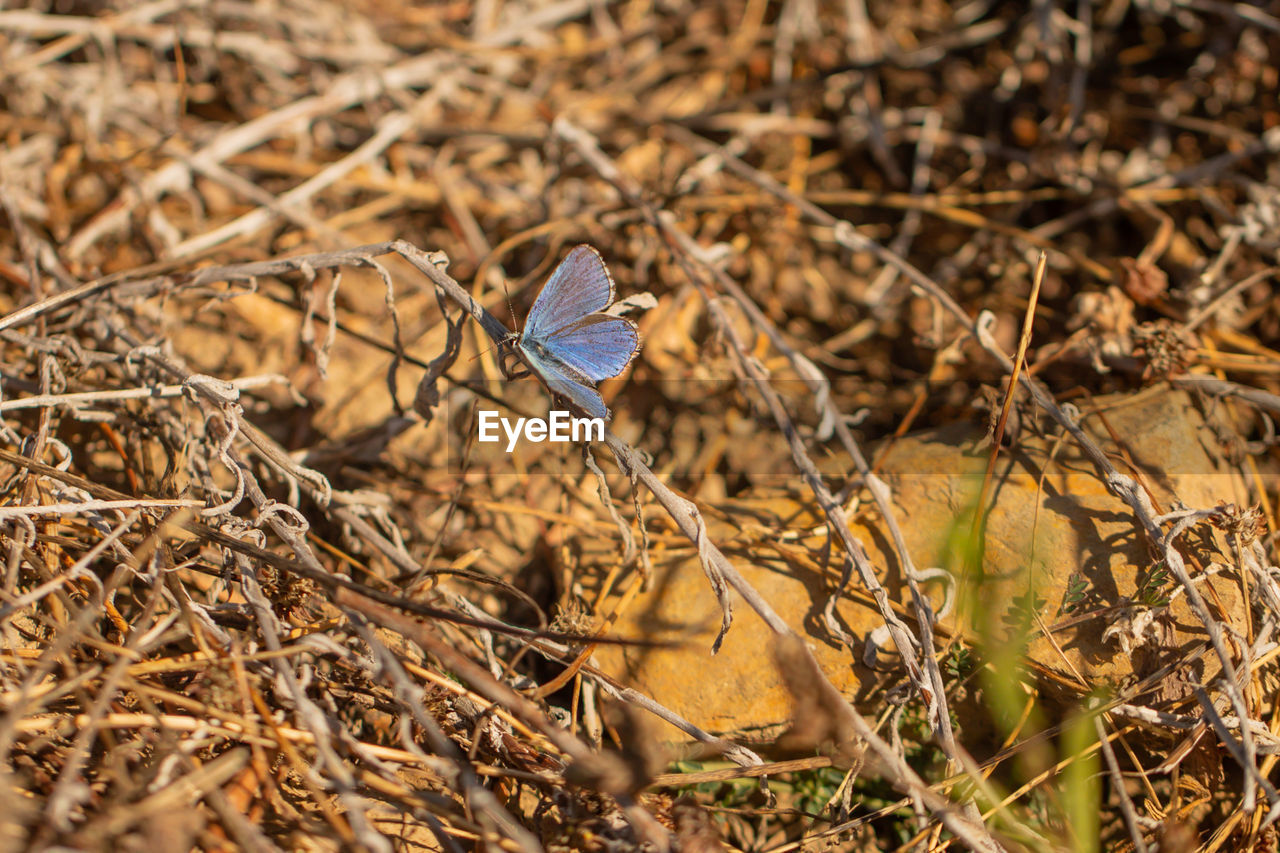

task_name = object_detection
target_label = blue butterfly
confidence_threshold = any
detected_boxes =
[513,245,640,420]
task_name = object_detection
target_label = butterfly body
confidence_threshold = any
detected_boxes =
[514,245,640,420]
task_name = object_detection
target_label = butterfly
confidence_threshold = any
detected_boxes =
[511,245,641,420]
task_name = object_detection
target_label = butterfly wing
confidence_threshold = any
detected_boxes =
[518,343,610,420]
[517,245,639,420]
[538,315,639,383]
[524,245,614,340]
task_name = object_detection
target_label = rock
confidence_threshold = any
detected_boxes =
[587,386,1250,739]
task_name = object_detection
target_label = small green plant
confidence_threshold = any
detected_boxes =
[1060,708,1101,853]
[1059,571,1089,615]
[1003,588,1047,633]
[945,644,973,678]
[1134,560,1172,608]
[791,766,848,816]
[670,760,758,809]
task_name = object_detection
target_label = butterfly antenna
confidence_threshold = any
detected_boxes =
[470,271,529,377]
[502,272,520,336]
[496,273,531,377]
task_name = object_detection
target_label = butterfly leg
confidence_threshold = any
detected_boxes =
[500,344,532,380]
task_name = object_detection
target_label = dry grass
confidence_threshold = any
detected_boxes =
[1,1,1279,850]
